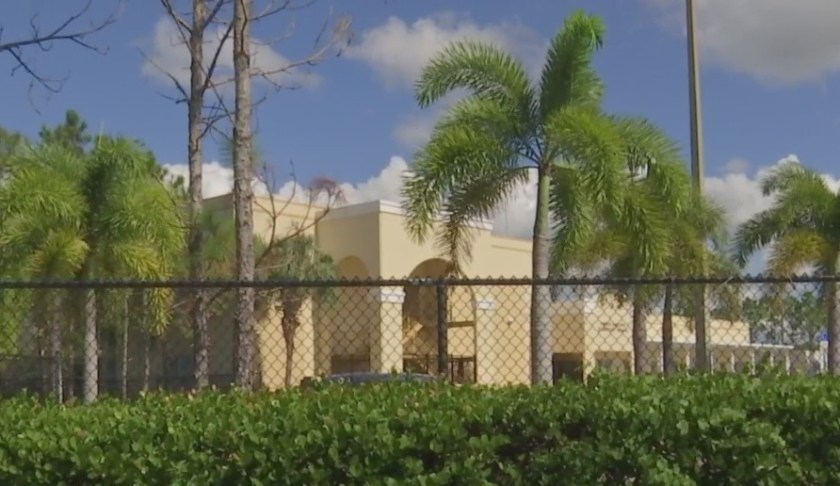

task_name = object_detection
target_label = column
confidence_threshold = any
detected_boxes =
[292,298,316,385]
[312,299,332,377]
[474,288,498,384]
[369,286,404,373]
[708,346,715,373]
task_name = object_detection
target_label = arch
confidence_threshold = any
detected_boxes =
[337,256,370,279]
[325,256,372,374]
[402,258,477,382]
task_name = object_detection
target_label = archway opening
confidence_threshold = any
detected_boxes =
[402,259,476,383]
[325,256,373,374]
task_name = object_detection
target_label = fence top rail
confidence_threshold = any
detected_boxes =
[0,273,835,289]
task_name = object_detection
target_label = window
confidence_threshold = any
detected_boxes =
[449,356,476,384]
[553,353,584,383]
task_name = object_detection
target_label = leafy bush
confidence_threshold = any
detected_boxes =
[0,374,838,484]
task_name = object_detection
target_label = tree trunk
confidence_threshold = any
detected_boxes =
[662,282,675,375]
[189,0,210,390]
[632,293,647,375]
[827,280,840,374]
[693,285,709,371]
[37,316,48,396]
[142,292,151,393]
[282,297,303,388]
[283,319,296,389]
[121,295,129,399]
[143,332,151,393]
[232,0,257,390]
[83,288,98,403]
[49,291,63,402]
[530,164,554,384]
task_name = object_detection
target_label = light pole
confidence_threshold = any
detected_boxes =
[686,0,709,371]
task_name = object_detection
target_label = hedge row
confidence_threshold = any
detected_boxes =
[0,374,838,484]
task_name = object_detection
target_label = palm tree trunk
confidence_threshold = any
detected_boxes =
[49,291,63,402]
[143,332,151,393]
[193,295,210,389]
[530,164,554,384]
[83,288,98,403]
[121,295,129,399]
[36,314,47,395]
[662,282,675,375]
[827,280,840,374]
[189,0,210,391]
[282,298,303,388]
[232,0,257,391]
[142,292,151,393]
[632,293,647,375]
[283,323,296,389]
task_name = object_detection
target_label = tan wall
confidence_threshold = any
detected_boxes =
[582,296,752,348]
[316,211,381,276]
[255,298,316,389]
[552,302,586,355]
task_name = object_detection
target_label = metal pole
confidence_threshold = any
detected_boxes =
[436,281,450,378]
[687,0,709,371]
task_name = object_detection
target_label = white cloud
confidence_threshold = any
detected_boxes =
[706,154,840,235]
[724,158,750,174]
[346,12,543,89]
[392,112,438,148]
[648,0,840,85]
[162,156,536,237]
[165,153,840,275]
[163,161,234,198]
[346,12,545,147]
[140,17,320,90]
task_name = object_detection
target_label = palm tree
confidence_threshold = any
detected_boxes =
[255,234,337,388]
[0,138,185,402]
[733,160,840,373]
[402,11,638,383]
[0,144,89,400]
[660,194,734,374]
[552,120,693,375]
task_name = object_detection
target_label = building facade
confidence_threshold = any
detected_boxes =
[201,194,825,388]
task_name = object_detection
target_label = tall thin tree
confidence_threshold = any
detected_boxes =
[231,0,257,389]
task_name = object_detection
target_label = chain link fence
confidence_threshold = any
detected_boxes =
[0,275,835,401]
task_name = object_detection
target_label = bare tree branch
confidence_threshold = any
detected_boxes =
[0,0,124,96]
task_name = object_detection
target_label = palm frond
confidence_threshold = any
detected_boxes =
[538,9,606,119]
[415,39,536,121]
[613,183,671,275]
[435,96,533,160]
[437,166,529,270]
[401,120,519,244]
[766,229,831,276]
[20,230,89,278]
[550,165,598,273]
[614,116,691,217]
[760,161,830,196]
[545,106,625,210]
[732,209,791,268]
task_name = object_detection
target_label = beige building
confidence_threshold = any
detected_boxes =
[196,194,826,388]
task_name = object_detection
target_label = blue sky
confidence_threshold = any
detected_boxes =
[2,0,840,271]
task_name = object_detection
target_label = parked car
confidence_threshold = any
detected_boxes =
[300,372,441,388]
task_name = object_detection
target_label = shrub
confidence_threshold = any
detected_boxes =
[0,374,837,484]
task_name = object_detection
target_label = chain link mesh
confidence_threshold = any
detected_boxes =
[0,277,832,399]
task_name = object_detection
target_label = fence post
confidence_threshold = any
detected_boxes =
[436,280,449,378]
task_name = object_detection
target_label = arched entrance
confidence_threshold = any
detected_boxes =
[401,259,477,383]
[322,256,373,374]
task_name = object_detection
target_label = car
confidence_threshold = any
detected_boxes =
[300,372,441,388]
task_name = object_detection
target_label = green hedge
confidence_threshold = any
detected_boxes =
[0,374,839,484]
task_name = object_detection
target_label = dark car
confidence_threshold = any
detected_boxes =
[300,372,440,388]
